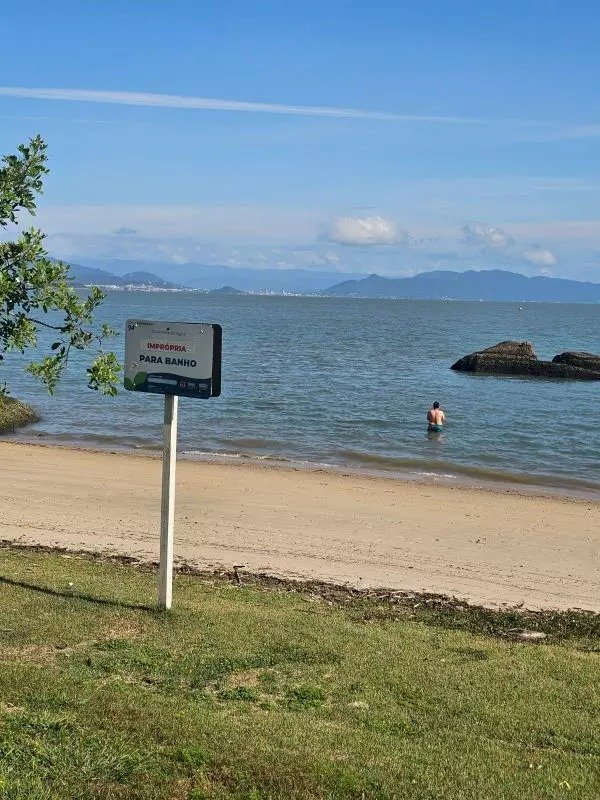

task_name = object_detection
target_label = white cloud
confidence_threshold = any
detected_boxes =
[462,222,514,249]
[7,87,600,142]
[462,223,560,272]
[33,227,597,282]
[523,248,557,267]
[321,215,400,246]
[0,86,486,124]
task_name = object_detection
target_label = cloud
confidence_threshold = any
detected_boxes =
[0,86,494,125]
[462,222,515,249]
[523,248,557,267]
[320,215,400,246]
[35,225,597,282]
[461,222,562,273]
[8,86,600,143]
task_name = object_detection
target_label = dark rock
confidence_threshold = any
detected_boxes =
[451,341,600,380]
[451,340,537,375]
[542,362,600,379]
[481,341,537,358]
[552,351,600,371]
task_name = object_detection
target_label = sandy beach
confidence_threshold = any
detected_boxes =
[1,441,598,611]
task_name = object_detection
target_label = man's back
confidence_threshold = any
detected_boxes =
[427,405,445,426]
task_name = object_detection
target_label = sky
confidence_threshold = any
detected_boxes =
[1,0,600,281]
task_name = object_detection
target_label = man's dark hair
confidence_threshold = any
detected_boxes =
[433,401,440,409]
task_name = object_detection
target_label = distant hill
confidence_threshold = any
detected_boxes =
[210,285,246,295]
[83,259,363,293]
[324,269,600,303]
[59,260,600,301]
[67,263,182,290]
[120,270,182,289]
[67,263,125,287]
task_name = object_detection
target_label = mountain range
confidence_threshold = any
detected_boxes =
[81,259,363,293]
[68,263,181,289]
[65,260,600,303]
[325,269,600,302]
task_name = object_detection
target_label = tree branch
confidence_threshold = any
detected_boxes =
[29,318,64,331]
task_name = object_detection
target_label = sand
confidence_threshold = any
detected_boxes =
[1,441,598,611]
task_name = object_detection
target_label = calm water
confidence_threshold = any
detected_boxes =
[4,292,600,494]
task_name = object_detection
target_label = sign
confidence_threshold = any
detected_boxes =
[124,319,221,399]
[123,318,223,611]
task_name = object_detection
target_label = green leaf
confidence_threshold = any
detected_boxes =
[0,137,121,395]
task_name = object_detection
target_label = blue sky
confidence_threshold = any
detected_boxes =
[1,0,599,280]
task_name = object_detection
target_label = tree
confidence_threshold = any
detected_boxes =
[0,136,119,395]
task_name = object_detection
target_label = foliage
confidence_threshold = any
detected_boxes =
[0,136,119,395]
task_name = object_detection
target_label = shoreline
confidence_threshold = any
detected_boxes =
[1,440,599,612]
[8,431,600,503]
[3,540,598,639]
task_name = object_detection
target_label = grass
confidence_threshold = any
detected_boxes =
[0,396,38,434]
[0,547,598,799]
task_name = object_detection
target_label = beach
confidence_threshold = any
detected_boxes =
[1,441,598,611]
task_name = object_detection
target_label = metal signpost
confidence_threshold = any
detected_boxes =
[124,319,222,609]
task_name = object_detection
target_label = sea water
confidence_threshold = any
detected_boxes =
[4,291,599,494]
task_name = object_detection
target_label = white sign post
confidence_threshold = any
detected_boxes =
[124,319,222,610]
[159,393,178,609]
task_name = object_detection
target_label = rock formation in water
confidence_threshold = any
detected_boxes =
[451,341,600,379]
[552,351,600,372]
[0,396,39,433]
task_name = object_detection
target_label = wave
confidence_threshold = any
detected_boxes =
[335,449,600,494]
[182,449,292,464]
[10,429,600,499]
[12,429,161,452]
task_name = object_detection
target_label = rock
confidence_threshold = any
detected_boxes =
[451,341,600,380]
[505,629,548,642]
[0,396,39,434]
[481,341,537,358]
[552,351,600,372]
[451,340,539,376]
[543,362,600,379]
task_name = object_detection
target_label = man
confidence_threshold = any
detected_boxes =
[427,401,445,432]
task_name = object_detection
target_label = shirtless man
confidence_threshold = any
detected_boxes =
[427,401,445,432]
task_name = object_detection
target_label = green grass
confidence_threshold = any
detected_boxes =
[0,396,38,434]
[0,548,598,799]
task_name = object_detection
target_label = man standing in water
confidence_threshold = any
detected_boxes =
[427,401,445,432]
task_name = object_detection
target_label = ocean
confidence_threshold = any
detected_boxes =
[4,291,600,495]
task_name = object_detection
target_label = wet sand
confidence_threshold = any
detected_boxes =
[1,441,598,610]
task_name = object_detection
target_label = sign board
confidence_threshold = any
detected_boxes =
[124,319,223,609]
[124,319,221,399]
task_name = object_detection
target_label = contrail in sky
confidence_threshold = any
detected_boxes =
[0,86,488,124]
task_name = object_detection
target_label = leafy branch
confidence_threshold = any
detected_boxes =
[0,136,120,395]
